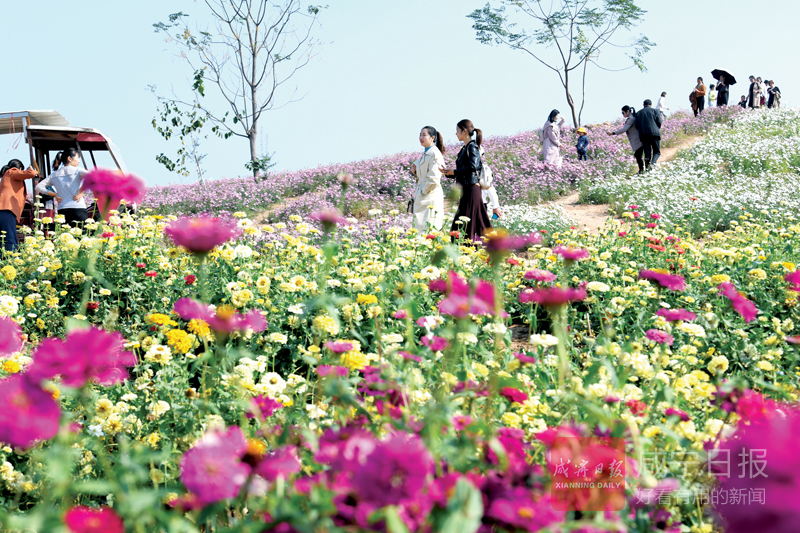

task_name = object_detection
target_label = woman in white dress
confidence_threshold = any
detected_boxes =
[541,109,567,168]
[409,126,445,232]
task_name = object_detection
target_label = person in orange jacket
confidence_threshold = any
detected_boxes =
[0,159,37,252]
[693,77,707,116]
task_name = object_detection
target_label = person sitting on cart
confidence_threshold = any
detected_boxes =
[0,159,37,252]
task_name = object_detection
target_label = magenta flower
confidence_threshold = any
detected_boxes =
[639,270,687,291]
[325,341,354,353]
[717,282,758,323]
[399,351,422,362]
[26,328,136,388]
[518,286,586,308]
[164,216,242,254]
[513,351,537,364]
[553,245,590,261]
[309,209,348,230]
[64,505,125,533]
[64,506,123,532]
[353,432,434,508]
[650,213,661,220]
[786,271,800,292]
[173,298,266,333]
[714,404,800,533]
[645,329,674,345]
[316,365,349,377]
[500,386,528,404]
[248,395,283,420]
[0,375,60,448]
[80,168,147,204]
[452,415,473,431]
[392,309,408,319]
[180,426,251,505]
[523,269,557,283]
[484,231,541,255]
[0,317,22,356]
[420,335,449,351]
[486,489,563,531]
[664,407,690,422]
[255,445,302,481]
[656,308,697,322]
[430,271,501,318]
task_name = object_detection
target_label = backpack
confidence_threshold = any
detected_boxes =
[479,161,493,190]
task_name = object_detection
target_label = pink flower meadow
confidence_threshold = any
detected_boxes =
[180,426,251,505]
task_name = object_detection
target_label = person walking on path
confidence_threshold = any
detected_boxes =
[541,109,567,168]
[656,92,669,118]
[693,77,706,116]
[748,76,760,108]
[767,81,781,108]
[634,99,662,171]
[717,75,730,107]
[607,105,644,174]
[708,84,717,107]
[0,159,36,252]
[575,127,589,161]
[441,119,491,243]
[409,126,446,233]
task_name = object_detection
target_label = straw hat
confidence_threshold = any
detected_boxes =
[577,127,587,134]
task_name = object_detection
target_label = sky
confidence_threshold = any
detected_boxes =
[2,0,797,187]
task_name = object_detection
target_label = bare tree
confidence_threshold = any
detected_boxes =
[469,0,654,128]
[154,1,323,177]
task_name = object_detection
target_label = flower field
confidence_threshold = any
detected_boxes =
[2,107,800,533]
[584,108,800,235]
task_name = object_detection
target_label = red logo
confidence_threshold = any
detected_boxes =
[549,436,626,511]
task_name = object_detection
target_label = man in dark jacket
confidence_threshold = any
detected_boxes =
[634,99,662,171]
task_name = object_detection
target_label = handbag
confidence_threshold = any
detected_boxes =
[407,197,414,214]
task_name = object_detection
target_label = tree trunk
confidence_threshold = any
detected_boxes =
[563,73,579,128]
[249,128,258,178]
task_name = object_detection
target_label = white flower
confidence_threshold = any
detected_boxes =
[287,304,305,315]
[530,334,559,347]
[148,401,171,418]
[381,333,404,344]
[269,333,288,344]
[483,322,507,335]
[0,296,19,317]
[586,281,610,292]
[260,372,287,396]
[88,424,105,437]
[234,245,253,259]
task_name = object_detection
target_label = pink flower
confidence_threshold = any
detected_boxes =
[26,328,136,388]
[486,490,563,532]
[64,505,124,533]
[484,231,542,255]
[638,270,687,291]
[399,351,422,362]
[392,309,408,319]
[646,222,658,229]
[618,231,628,237]
[646,329,674,345]
[717,282,758,323]
[0,375,60,448]
[513,351,536,364]
[628,204,639,209]
[664,407,690,422]
[500,386,528,404]
[518,286,586,308]
[325,341,354,353]
[135,262,146,268]
[144,270,158,278]
[173,298,266,333]
[430,271,501,318]
[316,365,349,377]
[180,426,251,505]
[255,445,302,481]
[627,399,647,416]
[80,168,146,204]
[248,395,283,420]
[650,213,661,219]
[0,317,22,356]
[656,308,697,322]
[785,271,800,292]
[100,231,115,238]
[309,209,348,230]
[184,274,197,285]
[452,415,473,431]
[523,269,557,283]
[420,335,449,351]
[164,216,242,254]
[552,245,590,261]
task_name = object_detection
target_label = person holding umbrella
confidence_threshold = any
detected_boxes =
[712,69,736,108]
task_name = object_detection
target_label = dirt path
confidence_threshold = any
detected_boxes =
[547,134,702,233]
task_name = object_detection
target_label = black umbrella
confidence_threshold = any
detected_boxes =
[712,69,737,85]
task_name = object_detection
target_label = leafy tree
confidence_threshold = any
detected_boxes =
[153,1,323,177]
[468,0,654,127]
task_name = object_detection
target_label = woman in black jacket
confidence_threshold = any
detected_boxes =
[441,119,492,243]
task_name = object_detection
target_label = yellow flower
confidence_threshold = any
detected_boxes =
[757,360,774,371]
[1,265,16,281]
[146,313,178,327]
[2,360,20,374]
[165,329,192,354]
[710,274,730,284]
[145,432,162,448]
[356,294,379,305]
[341,350,369,371]
[312,315,339,336]
[707,355,729,374]
[501,412,522,428]
[231,289,253,308]
[747,268,767,281]
[187,319,211,340]
[95,398,115,418]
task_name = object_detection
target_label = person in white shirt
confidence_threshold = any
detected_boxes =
[477,146,502,218]
[655,92,669,119]
[35,147,90,226]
